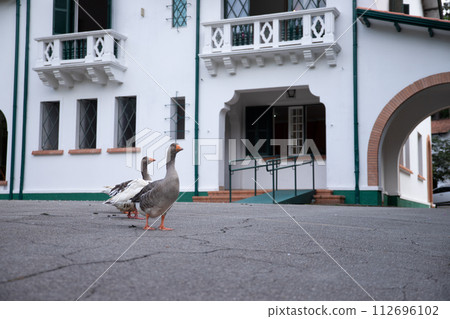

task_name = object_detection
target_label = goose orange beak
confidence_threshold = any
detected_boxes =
[147,157,156,163]
[176,145,183,152]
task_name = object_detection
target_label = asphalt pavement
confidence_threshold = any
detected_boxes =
[0,201,448,301]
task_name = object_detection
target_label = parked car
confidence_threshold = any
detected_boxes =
[433,185,450,207]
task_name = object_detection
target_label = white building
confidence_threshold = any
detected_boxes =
[1,0,449,207]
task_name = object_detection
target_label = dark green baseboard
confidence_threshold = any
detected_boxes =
[177,191,208,202]
[333,190,382,206]
[383,195,430,208]
[330,190,430,207]
[0,191,207,202]
[1,193,109,201]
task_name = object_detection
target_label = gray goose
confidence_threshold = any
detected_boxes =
[104,156,155,219]
[131,143,183,230]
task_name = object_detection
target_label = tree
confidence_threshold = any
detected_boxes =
[432,135,450,187]
[443,0,450,20]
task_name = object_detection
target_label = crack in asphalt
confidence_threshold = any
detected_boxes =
[0,252,163,285]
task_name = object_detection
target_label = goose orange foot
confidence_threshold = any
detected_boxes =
[143,225,156,230]
[158,215,173,231]
[127,211,144,219]
[158,226,173,231]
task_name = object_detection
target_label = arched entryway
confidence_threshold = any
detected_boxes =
[0,110,7,182]
[220,85,327,191]
[367,72,450,204]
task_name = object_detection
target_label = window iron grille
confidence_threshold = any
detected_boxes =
[172,0,188,28]
[41,102,60,150]
[166,97,187,141]
[78,99,97,149]
[117,96,137,148]
[289,0,326,11]
[225,0,250,18]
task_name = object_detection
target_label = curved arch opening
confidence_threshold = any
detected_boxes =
[367,72,450,205]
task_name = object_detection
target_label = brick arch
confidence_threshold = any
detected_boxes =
[367,72,450,186]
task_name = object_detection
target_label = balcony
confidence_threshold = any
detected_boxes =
[200,7,340,76]
[33,30,127,89]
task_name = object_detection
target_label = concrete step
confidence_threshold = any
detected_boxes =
[193,189,271,203]
[313,189,345,205]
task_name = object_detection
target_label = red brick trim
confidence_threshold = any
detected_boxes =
[367,72,450,186]
[69,148,102,155]
[418,174,426,182]
[399,165,413,175]
[0,181,7,186]
[107,147,141,154]
[32,150,64,156]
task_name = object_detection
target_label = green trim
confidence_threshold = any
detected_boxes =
[194,0,200,196]
[333,190,382,206]
[0,191,208,202]
[0,193,10,200]
[18,0,31,200]
[353,0,360,204]
[1,193,109,201]
[356,8,450,32]
[383,194,430,208]
[177,191,208,202]
[10,0,21,199]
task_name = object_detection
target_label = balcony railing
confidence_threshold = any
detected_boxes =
[200,7,340,76]
[34,30,127,88]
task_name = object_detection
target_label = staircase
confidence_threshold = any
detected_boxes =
[313,189,345,205]
[192,190,269,203]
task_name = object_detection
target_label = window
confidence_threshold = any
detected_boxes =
[224,0,326,18]
[170,97,186,140]
[288,107,304,155]
[403,4,410,14]
[418,133,423,177]
[116,96,136,148]
[389,0,404,13]
[78,99,97,149]
[53,0,111,34]
[245,106,273,156]
[40,102,60,150]
[225,0,250,18]
[289,0,326,11]
[400,137,410,169]
[245,104,325,156]
[172,0,187,28]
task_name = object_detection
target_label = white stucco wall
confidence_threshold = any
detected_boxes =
[357,18,450,193]
[399,117,431,205]
[198,0,355,192]
[0,0,28,195]
[20,0,198,193]
[1,0,447,205]
[372,0,424,15]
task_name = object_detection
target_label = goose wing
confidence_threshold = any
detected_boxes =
[104,179,150,204]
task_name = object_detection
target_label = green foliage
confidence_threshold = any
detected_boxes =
[432,135,450,185]
[444,1,450,20]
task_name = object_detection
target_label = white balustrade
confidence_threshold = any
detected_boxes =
[200,7,340,76]
[34,30,127,88]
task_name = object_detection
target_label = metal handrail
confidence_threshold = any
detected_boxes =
[228,155,278,202]
[265,154,315,203]
[228,153,316,203]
